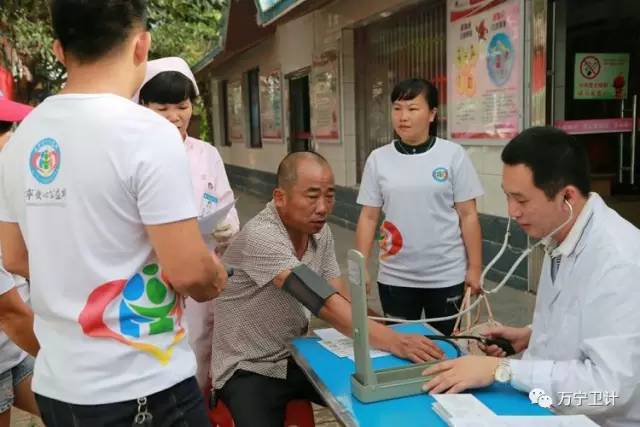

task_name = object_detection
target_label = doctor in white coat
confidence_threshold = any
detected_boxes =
[422,127,640,427]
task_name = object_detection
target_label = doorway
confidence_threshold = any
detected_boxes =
[288,72,312,152]
[550,0,640,225]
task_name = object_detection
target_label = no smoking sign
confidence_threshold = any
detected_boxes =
[580,56,601,80]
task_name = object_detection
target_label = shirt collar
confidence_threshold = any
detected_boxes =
[543,192,597,257]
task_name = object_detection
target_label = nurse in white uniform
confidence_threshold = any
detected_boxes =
[423,127,640,427]
[137,57,240,389]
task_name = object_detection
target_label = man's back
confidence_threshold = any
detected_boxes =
[0,94,198,404]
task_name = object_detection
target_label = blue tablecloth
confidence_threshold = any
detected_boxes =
[291,323,551,426]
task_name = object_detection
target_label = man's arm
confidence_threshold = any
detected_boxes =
[0,222,29,279]
[0,287,38,357]
[423,264,640,417]
[146,218,227,302]
[454,199,482,293]
[274,270,444,362]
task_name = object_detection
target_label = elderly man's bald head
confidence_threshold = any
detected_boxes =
[276,151,331,190]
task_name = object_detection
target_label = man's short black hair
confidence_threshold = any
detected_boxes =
[49,0,148,63]
[502,126,591,199]
[277,151,330,189]
[391,78,439,136]
[0,121,13,135]
[139,71,198,105]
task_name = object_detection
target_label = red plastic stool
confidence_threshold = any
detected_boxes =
[208,398,315,427]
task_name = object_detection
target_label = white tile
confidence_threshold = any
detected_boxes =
[342,83,356,111]
[342,107,356,138]
[342,57,355,84]
[343,135,357,162]
[345,159,357,187]
[330,161,347,187]
[483,146,505,176]
[464,146,485,174]
[480,174,507,217]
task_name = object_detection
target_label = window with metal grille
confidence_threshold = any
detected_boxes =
[354,0,447,182]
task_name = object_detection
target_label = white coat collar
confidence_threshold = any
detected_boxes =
[544,192,598,258]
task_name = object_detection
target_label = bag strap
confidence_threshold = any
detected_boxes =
[453,288,472,333]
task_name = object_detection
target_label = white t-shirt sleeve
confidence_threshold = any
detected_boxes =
[357,152,383,207]
[0,154,16,222]
[133,124,198,225]
[0,265,15,295]
[451,147,484,203]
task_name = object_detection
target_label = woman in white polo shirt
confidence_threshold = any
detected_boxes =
[355,78,483,335]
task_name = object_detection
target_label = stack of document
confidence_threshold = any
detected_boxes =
[445,416,599,427]
[432,394,498,426]
[197,199,236,236]
[431,394,599,427]
[313,328,390,360]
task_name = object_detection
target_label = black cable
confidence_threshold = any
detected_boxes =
[423,336,463,357]
[424,335,516,356]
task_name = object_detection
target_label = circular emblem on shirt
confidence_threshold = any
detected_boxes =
[378,220,403,260]
[30,138,61,184]
[432,167,449,182]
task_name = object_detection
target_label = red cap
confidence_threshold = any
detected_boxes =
[0,95,33,122]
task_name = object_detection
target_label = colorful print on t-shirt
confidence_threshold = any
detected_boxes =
[378,220,403,260]
[30,138,61,184]
[78,263,185,365]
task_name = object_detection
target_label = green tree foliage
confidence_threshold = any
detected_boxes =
[0,0,225,97]
[148,0,225,64]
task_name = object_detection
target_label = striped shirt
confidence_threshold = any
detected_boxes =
[212,201,341,389]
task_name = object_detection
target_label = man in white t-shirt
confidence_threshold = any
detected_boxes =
[0,1,227,425]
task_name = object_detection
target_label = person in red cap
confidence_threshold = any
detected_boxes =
[0,94,40,426]
[0,94,33,150]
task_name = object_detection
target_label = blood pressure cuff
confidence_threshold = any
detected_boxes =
[282,264,337,316]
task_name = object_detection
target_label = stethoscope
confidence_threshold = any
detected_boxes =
[368,199,575,329]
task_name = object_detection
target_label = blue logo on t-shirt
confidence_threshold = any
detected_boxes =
[30,138,61,184]
[432,167,449,183]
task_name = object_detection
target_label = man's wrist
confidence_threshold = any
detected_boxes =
[493,358,512,383]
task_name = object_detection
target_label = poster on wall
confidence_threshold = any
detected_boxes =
[311,50,340,143]
[447,0,523,140]
[259,70,283,142]
[227,80,244,140]
[531,0,547,127]
[574,53,629,100]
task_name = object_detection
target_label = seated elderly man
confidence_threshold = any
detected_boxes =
[212,151,443,427]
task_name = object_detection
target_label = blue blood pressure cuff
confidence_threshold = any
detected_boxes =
[282,264,337,316]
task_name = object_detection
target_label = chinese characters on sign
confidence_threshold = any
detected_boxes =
[447,0,523,140]
[574,53,629,100]
[259,70,283,142]
[227,80,244,141]
[311,50,340,143]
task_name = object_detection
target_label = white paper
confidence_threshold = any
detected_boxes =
[314,328,391,359]
[197,199,236,236]
[447,416,598,427]
[432,394,496,420]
